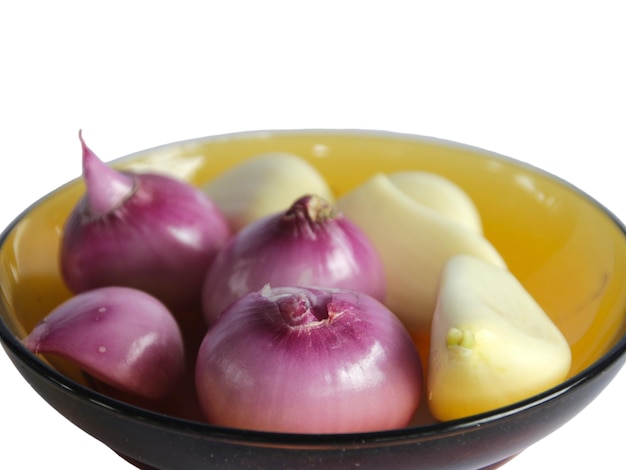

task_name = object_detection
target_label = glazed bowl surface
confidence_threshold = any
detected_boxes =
[1,130,626,470]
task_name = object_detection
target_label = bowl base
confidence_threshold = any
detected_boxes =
[117,452,520,470]
[118,454,158,470]
[482,454,519,469]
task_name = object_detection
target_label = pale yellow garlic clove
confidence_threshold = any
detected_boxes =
[203,153,334,232]
[336,173,505,333]
[427,255,572,422]
[387,171,483,233]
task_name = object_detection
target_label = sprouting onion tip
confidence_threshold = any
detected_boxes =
[78,130,135,217]
[61,133,231,310]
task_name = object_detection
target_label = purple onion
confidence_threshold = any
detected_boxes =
[201,194,385,325]
[23,286,185,400]
[60,132,231,309]
[195,285,423,433]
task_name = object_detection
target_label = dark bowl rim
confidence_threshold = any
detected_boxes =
[2,128,626,448]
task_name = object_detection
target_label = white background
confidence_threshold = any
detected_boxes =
[1,1,624,468]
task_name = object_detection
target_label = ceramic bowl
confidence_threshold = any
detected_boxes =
[2,130,626,470]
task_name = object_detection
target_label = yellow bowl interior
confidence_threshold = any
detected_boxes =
[2,130,626,390]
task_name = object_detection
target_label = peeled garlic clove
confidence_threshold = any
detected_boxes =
[387,171,482,233]
[336,173,505,333]
[203,152,334,232]
[427,255,572,421]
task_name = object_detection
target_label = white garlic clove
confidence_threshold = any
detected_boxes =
[427,255,572,421]
[386,171,483,233]
[336,173,505,333]
[203,152,334,232]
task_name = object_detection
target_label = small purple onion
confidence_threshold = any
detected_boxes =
[23,286,185,400]
[195,285,423,433]
[201,194,385,325]
[60,132,231,309]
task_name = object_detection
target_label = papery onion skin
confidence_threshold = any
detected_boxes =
[61,134,231,309]
[195,285,422,434]
[201,194,386,325]
[23,286,185,400]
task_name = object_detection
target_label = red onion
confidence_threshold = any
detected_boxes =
[195,285,422,433]
[23,286,185,400]
[60,132,231,309]
[201,194,385,325]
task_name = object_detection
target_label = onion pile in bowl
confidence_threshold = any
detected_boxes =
[22,132,572,433]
